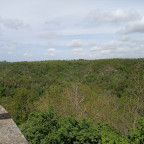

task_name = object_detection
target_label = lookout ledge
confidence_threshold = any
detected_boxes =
[0,105,28,144]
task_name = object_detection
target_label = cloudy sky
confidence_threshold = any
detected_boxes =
[0,0,144,61]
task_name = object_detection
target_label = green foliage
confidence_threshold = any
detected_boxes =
[22,108,127,144]
[1,58,144,143]
[56,117,100,144]
[0,59,144,134]
[13,88,39,124]
[128,117,144,144]
[22,107,60,144]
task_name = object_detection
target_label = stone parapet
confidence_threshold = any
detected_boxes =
[0,105,28,144]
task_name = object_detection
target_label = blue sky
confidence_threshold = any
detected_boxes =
[0,0,144,61]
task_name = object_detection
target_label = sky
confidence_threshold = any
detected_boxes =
[0,0,144,62]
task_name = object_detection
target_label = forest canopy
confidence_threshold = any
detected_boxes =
[0,59,144,143]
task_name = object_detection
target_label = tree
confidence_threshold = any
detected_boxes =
[22,108,127,144]
[22,107,60,144]
[128,117,144,144]
[13,88,38,124]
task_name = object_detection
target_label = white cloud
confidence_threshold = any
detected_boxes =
[108,9,139,23]
[120,35,130,41]
[87,9,140,24]
[1,18,29,29]
[39,32,62,39]
[72,48,86,56]
[67,39,83,48]
[0,41,18,50]
[104,41,122,50]
[44,20,60,28]
[8,51,13,55]
[101,50,111,54]
[72,48,83,53]
[44,48,61,56]
[24,53,32,58]
[120,17,144,34]
[0,0,144,61]
[88,42,98,47]
[0,45,15,50]
[90,45,100,52]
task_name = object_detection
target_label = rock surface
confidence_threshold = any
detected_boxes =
[0,105,28,144]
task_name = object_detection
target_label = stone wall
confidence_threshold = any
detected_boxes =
[0,105,28,144]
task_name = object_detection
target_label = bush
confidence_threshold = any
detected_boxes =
[128,117,144,144]
[22,107,60,144]
[22,108,127,144]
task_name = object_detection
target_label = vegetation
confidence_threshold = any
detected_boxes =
[0,59,144,143]
[21,107,144,144]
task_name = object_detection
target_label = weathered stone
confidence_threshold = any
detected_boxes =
[0,105,28,144]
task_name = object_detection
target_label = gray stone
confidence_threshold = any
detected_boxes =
[0,105,28,144]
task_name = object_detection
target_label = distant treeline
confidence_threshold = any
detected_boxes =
[0,59,144,143]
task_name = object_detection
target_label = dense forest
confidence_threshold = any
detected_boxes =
[0,59,144,143]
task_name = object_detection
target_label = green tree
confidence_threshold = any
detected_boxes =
[128,117,144,144]
[22,108,127,144]
[13,88,38,124]
[22,107,60,144]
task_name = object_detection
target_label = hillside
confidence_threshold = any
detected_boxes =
[0,59,144,143]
